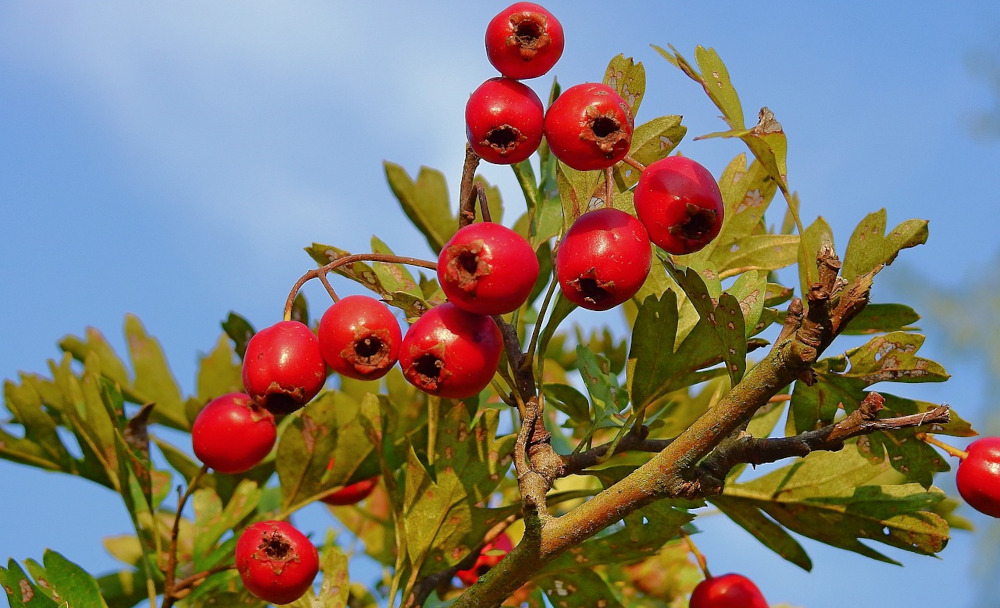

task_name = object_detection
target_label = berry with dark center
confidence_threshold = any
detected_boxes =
[438,222,539,315]
[456,533,515,587]
[689,573,768,608]
[956,437,1000,517]
[318,295,401,381]
[192,392,276,474]
[399,303,503,399]
[543,82,634,171]
[235,520,319,605]
[555,207,652,311]
[634,156,725,255]
[485,2,564,80]
[320,476,379,506]
[466,77,544,165]
[242,320,327,415]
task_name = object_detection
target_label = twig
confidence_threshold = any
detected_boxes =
[161,465,208,608]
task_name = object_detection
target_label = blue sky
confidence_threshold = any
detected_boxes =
[2,2,1000,607]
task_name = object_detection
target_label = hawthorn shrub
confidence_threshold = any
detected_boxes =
[0,5,983,608]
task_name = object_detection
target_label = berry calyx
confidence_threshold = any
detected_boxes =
[399,303,503,399]
[242,320,327,415]
[191,393,276,474]
[484,3,564,80]
[956,437,1000,517]
[320,476,379,506]
[555,208,652,310]
[543,82,634,171]
[438,222,540,315]
[456,533,515,587]
[235,520,319,605]
[318,295,401,381]
[466,77,544,165]
[634,156,725,255]
[689,573,768,608]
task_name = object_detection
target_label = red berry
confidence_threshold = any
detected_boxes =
[192,393,276,474]
[438,222,539,315]
[634,156,725,255]
[690,573,768,608]
[235,520,319,605]
[957,437,1000,517]
[399,303,503,399]
[320,476,379,506]
[466,77,544,165]
[318,295,401,381]
[484,3,564,80]
[456,533,515,587]
[242,320,326,415]
[543,82,634,171]
[555,208,652,310]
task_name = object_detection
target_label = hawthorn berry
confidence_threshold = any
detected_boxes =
[438,222,539,315]
[235,520,319,605]
[191,392,276,474]
[242,320,326,415]
[466,77,544,165]
[956,437,1000,517]
[320,476,379,506]
[634,156,725,255]
[555,207,652,310]
[689,573,768,608]
[318,295,401,381]
[484,2,564,80]
[543,82,634,171]
[399,303,503,399]
[456,532,515,587]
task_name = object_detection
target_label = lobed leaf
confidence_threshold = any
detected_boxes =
[842,210,929,282]
[383,162,456,254]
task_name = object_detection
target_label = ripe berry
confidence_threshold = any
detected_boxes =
[320,476,379,506]
[543,82,634,171]
[555,208,652,311]
[466,77,544,165]
[318,295,401,381]
[242,320,327,415]
[690,573,768,608]
[456,533,514,587]
[399,303,503,399]
[634,156,725,255]
[192,393,276,474]
[484,3,564,80]
[235,520,319,605]
[438,222,539,315]
[956,437,1000,517]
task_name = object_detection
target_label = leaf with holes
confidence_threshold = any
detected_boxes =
[604,54,645,116]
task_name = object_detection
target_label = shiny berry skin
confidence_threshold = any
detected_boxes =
[192,393,276,474]
[956,437,1000,517]
[318,295,401,381]
[320,476,379,506]
[485,3,564,80]
[634,156,725,255]
[466,77,544,165]
[399,303,503,399]
[242,320,327,415]
[235,520,319,605]
[543,83,634,171]
[555,208,652,311]
[456,533,514,587]
[690,573,768,608]
[438,222,539,315]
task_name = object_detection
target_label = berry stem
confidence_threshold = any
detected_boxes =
[916,432,969,460]
[282,253,437,321]
[475,181,493,223]
[604,167,613,209]
[621,154,646,172]
[680,527,712,579]
[458,143,483,228]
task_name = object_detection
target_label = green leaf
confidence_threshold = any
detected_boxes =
[536,569,625,608]
[40,550,110,608]
[196,334,243,401]
[576,346,628,431]
[125,314,186,429]
[2,559,60,607]
[842,303,921,335]
[221,312,255,361]
[384,162,456,254]
[556,161,602,232]
[604,54,645,116]
[289,291,309,326]
[433,403,515,504]
[613,115,686,192]
[712,498,813,570]
[842,210,929,282]
[844,332,950,385]
[290,543,349,608]
[193,480,261,568]
[719,448,950,564]
[58,327,130,387]
[653,44,744,129]
[798,216,834,302]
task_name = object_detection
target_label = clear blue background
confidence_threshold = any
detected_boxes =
[2,2,1000,607]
